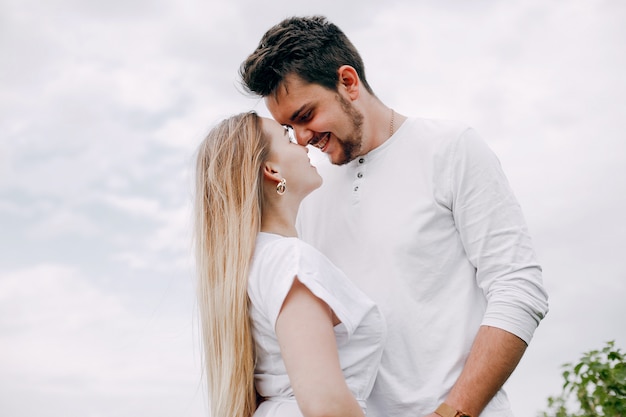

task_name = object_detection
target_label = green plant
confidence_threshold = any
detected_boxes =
[540,340,626,417]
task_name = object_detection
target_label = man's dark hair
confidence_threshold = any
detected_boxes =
[240,16,374,98]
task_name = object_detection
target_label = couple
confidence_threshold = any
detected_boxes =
[194,16,549,417]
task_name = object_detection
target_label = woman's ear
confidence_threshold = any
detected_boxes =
[338,65,360,101]
[262,162,282,183]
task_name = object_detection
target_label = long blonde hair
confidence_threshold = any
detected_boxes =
[194,112,269,417]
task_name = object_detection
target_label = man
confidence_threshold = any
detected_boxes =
[240,16,548,417]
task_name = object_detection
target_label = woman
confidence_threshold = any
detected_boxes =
[194,111,386,417]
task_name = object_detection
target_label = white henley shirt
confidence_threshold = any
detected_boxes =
[297,117,549,417]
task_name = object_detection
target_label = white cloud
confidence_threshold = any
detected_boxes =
[1,1,625,416]
[99,193,167,219]
[26,206,100,239]
[0,263,204,416]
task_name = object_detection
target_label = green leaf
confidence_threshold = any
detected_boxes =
[540,341,626,417]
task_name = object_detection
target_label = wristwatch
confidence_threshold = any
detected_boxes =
[434,402,472,417]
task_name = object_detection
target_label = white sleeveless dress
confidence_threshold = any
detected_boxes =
[248,232,387,416]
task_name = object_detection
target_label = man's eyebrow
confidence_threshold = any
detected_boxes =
[289,105,308,122]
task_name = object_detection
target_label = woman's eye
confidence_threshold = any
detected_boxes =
[286,127,297,143]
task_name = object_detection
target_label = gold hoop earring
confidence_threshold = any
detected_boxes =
[276,178,287,195]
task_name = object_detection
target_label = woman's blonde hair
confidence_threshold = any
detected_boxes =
[194,111,269,417]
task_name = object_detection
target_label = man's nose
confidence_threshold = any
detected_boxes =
[294,126,313,146]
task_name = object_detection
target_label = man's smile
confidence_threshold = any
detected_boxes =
[309,132,331,151]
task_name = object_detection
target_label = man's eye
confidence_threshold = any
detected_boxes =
[299,112,311,122]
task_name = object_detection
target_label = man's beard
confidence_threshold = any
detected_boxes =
[333,94,364,165]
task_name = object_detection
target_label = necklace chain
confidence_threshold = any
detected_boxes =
[390,108,395,137]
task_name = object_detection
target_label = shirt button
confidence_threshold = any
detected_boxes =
[358,158,365,164]
[357,172,363,178]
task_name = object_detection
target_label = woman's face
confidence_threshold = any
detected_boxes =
[262,117,323,198]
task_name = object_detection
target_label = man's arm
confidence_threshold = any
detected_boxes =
[425,325,527,417]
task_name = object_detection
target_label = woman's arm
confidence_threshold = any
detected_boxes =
[275,277,365,417]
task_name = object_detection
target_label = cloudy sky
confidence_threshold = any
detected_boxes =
[1,0,625,416]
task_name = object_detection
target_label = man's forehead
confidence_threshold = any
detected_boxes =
[265,83,311,121]
[268,75,305,102]
[264,95,292,120]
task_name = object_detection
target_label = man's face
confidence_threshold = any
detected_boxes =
[265,74,364,165]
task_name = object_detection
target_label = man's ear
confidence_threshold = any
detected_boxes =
[338,65,360,100]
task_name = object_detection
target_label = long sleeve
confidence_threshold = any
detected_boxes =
[447,128,549,343]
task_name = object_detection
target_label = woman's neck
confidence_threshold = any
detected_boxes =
[260,220,298,238]
[260,204,299,238]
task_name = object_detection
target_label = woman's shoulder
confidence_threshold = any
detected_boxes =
[250,233,354,302]
[253,233,332,268]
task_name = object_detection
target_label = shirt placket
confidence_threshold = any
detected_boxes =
[351,157,366,204]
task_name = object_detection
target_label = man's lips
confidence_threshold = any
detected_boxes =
[310,132,330,151]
